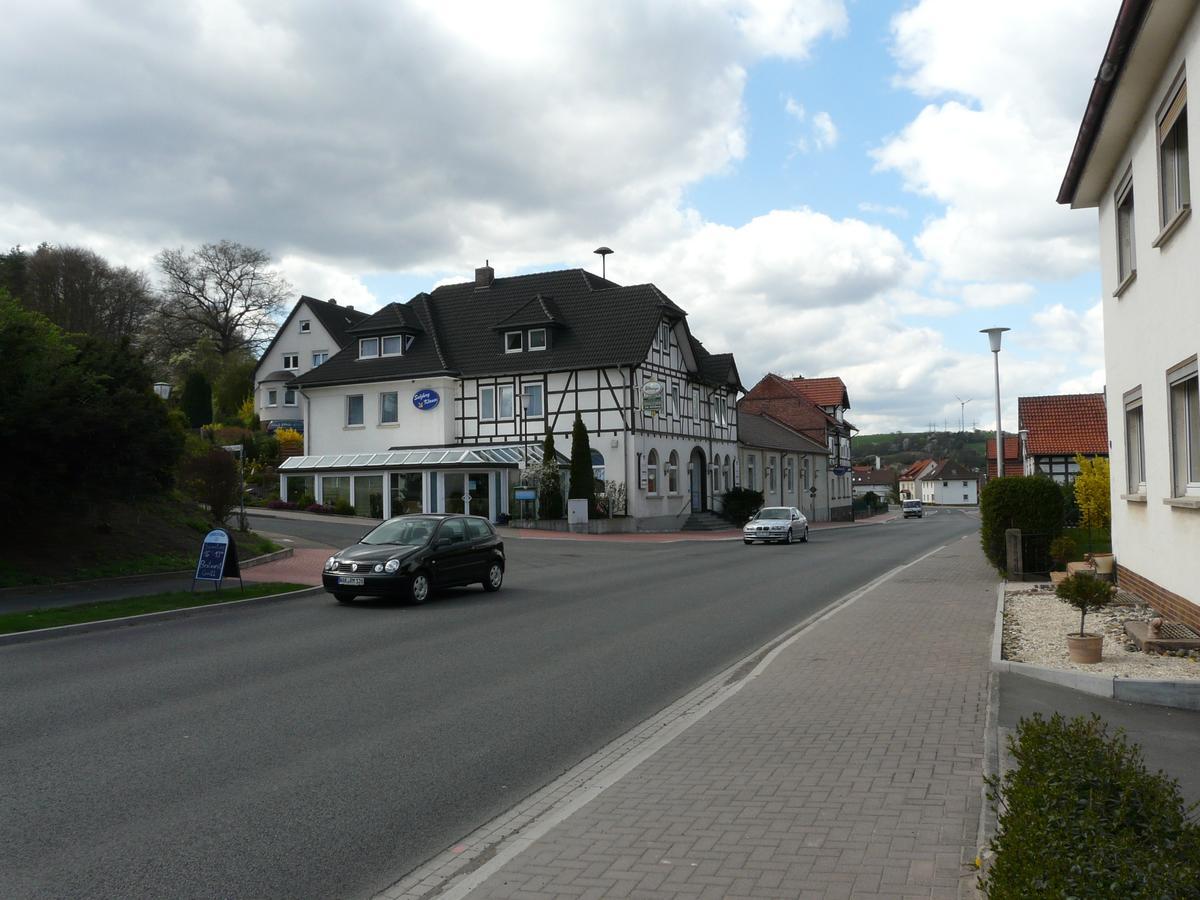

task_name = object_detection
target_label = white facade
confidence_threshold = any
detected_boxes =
[1068,0,1200,625]
[919,476,978,507]
[738,447,828,521]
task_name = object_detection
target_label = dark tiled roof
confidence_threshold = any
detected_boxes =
[259,370,292,382]
[303,296,370,346]
[853,468,897,487]
[348,301,426,335]
[739,413,829,455]
[1018,393,1108,456]
[491,294,563,330]
[927,459,979,480]
[292,269,737,389]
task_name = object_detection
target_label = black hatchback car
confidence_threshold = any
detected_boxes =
[323,514,505,604]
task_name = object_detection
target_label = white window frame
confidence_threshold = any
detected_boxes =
[282,352,299,370]
[1115,167,1136,288]
[346,394,365,427]
[504,331,522,353]
[498,384,515,419]
[480,386,496,421]
[669,384,679,418]
[659,322,670,354]
[521,382,544,418]
[1124,387,1146,495]
[381,335,404,357]
[283,388,297,407]
[380,391,399,425]
[359,337,379,359]
[647,449,659,495]
[299,319,311,334]
[266,389,278,407]
[528,328,547,351]
[312,350,329,367]
[1168,359,1200,497]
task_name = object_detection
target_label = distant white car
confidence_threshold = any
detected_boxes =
[902,499,924,518]
[743,507,809,545]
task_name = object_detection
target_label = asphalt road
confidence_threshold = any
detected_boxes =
[1,510,978,899]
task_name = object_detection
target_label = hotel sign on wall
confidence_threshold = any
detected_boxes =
[641,380,664,416]
[413,389,440,411]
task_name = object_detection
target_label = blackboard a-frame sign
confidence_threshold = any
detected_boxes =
[192,528,243,592]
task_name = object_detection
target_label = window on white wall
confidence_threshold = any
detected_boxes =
[283,353,299,370]
[748,456,756,491]
[768,456,777,493]
[1125,389,1145,493]
[667,450,679,494]
[266,389,278,407]
[499,384,515,419]
[312,350,328,367]
[647,449,659,494]
[480,386,496,421]
[1168,360,1199,496]
[659,322,670,354]
[380,391,399,424]
[1115,169,1136,284]
[1157,76,1190,229]
[299,320,311,333]
[347,394,364,426]
[521,383,544,417]
[284,388,297,407]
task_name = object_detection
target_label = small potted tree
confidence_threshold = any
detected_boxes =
[1055,572,1116,663]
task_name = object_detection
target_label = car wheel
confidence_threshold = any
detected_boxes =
[744,538,753,545]
[408,571,431,604]
[784,529,793,545]
[333,592,356,604]
[801,526,809,542]
[482,562,504,592]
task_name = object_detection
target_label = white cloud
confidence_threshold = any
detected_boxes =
[782,96,837,152]
[275,255,378,313]
[811,111,838,150]
[876,0,1120,284]
[857,202,908,219]
[961,282,1033,309]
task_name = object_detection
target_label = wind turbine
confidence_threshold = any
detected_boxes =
[955,395,973,434]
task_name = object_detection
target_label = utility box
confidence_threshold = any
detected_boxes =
[567,499,589,532]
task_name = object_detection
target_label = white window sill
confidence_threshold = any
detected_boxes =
[1162,496,1200,509]
[1152,204,1191,248]
[1113,269,1137,298]
[344,425,366,430]
[379,421,401,428]
[1120,492,1147,503]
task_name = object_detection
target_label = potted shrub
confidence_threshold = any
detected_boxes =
[1055,573,1116,663]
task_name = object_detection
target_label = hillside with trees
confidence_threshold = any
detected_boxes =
[853,430,989,472]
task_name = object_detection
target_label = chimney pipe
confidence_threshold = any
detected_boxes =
[346,305,354,311]
[475,260,494,290]
[329,298,337,305]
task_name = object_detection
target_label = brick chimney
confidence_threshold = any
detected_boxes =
[475,260,494,290]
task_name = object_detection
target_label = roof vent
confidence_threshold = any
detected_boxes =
[329,298,337,305]
[475,260,494,290]
[346,305,354,312]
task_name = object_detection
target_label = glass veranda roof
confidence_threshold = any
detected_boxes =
[278,443,564,471]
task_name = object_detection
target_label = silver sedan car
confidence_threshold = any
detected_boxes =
[743,506,809,544]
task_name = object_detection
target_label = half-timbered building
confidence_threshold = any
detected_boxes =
[282,265,742,529]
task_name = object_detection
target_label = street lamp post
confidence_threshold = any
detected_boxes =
[980,328,1010,481]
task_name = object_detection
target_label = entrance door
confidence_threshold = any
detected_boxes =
[466,472,490,518]
[689,447,707,512]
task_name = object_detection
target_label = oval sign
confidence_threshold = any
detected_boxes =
[413,389,440,411]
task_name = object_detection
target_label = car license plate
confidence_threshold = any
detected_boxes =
[337,576,365,586]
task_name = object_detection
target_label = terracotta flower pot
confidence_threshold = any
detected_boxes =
[1066,633,1103,664]
[1090,552,1115,576]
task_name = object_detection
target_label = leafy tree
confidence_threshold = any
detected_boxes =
[1074,454,1111,550]
[2,243,156,344]
[567,414,595,508]
[538,430,564,519]
[181,371,213,428]
[180,447,240,525]
[155,240,291,358]
[213,354,257,422]
[0,292,184,537]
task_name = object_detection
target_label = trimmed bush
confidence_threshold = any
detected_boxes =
[979,476,1063,572]
[982,713,1200,898]
[1055,571,1116,636]
[567,414,595,511]
[721,487,764,524]
[305,503,330,514]
[332,499,354,517]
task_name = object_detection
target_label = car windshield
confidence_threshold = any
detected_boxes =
[756,508,790,520]
[360,517,437,546]
[903,501,920,508]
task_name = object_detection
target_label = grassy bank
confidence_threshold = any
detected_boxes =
[0,582,308,635]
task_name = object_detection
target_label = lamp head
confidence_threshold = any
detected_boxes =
[980,326,1010,353]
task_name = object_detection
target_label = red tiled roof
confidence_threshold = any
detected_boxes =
[899,459,934,480]
[985,437,1023,478]
[740,374,840,443]
[1018,393,1108,456]
[789,376,849,409]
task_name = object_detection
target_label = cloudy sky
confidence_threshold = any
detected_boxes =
[2,0,1118,433]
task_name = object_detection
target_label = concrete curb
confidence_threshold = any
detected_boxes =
[0,584,324,648]
[989,583,1200,711]
[0,547,295,598]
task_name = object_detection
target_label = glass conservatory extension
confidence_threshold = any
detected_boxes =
[277,443,567,521]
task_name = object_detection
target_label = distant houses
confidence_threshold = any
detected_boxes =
[1017,392,1108,484]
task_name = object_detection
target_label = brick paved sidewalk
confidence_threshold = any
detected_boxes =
[390,537,996,900]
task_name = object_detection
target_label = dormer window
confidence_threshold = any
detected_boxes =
[359,338,379,358]
[381,336,403,357]
[299,320,311,334]
[360,335,405,359]
[505,331,523,353]
[528,328,547,351]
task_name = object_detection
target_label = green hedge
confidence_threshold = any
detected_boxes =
[721,487,763,524]
[982,713,1200,898]
[979,476,1063,572]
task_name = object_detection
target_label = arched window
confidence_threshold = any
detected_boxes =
[748,456,756,490]
[590,448,605,482]
[647,449,659,494]
[667,450,679,494]
[723,455,732,492]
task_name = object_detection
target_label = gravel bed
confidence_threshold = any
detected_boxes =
[1002,585,1200,680]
